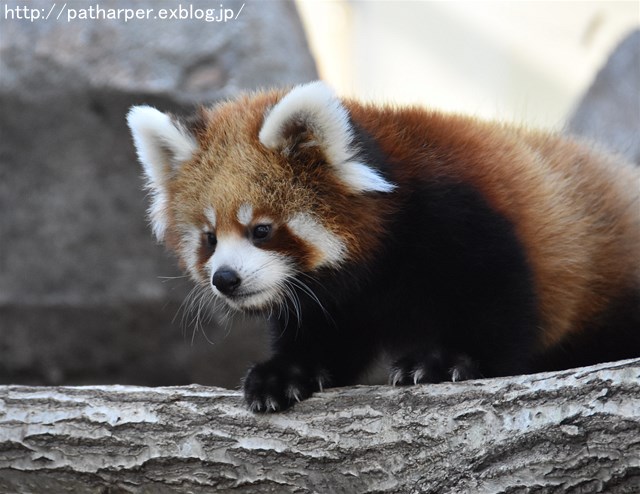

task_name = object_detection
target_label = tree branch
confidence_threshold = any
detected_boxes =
[1,359,639,493]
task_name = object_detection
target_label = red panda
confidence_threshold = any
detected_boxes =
[127,81,640,412]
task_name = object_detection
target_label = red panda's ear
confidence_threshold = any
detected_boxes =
[127,106,198,241]
[259,81,395,194]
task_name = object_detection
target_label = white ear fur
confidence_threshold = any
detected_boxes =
[259,81,395,194]
[127,105,197,241]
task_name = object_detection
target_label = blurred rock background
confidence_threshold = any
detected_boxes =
[0,0,316,387]
[568,30,640,165]
[0,0,637,389]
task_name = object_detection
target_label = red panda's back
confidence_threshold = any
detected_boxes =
[348,102,640,350]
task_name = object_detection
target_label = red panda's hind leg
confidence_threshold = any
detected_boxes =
[389,348,481,386]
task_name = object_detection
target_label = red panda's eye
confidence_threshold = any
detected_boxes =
[252,224,272,240]
[205,231,217,248]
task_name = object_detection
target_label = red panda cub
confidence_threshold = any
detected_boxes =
[128,81,640,412]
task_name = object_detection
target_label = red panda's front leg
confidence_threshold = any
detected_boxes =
[243,314,375,412]
[243,316,331,412]
[243,357,330,413]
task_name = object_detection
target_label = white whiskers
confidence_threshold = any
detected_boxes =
[172,259,333,345]
[173,282,218,345]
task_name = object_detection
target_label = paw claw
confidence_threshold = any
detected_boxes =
[286,385,302,403]
[449,355,479,382]
[389,367,403,386]
[412,367,426,385]
[451,367,461,382]
[266,397,278,412]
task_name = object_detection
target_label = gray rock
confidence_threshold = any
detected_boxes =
[0,0,316,387]
[567,29,640,165]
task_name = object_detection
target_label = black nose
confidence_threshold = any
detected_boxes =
[212,268,241,296]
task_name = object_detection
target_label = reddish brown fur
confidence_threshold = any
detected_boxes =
[348,102,640,348]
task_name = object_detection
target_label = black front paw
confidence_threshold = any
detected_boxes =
[243,359,328,413]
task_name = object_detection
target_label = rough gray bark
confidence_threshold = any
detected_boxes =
[1,358,639,493]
